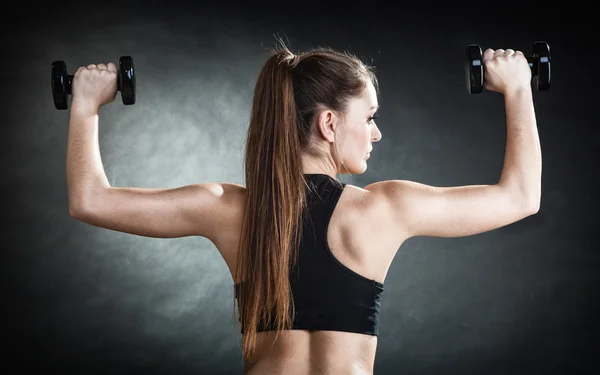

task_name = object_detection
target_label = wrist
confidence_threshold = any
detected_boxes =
[70,99,100,117]
[503,83,532,99]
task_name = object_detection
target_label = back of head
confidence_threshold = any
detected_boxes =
[235,37,378,361]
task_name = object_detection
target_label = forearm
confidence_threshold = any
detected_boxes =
[66,103,110,212]
[498,85,542,209]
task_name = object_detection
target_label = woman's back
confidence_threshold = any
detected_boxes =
[217,174,406,374]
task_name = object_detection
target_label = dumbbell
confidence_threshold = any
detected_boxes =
[465,41,551,94]
[51,56,136,110]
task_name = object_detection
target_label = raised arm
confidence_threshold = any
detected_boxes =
[367,48,541,240]
[66,63,245,243]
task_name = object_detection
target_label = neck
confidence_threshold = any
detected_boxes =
[300,152,338,178]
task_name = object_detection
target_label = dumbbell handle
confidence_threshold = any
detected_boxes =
[470,48,546,76]
[477,57,541,76]
[527,60,536,76]
[64,75,73,94]
[59,73,123,95]
[527,56,549,77]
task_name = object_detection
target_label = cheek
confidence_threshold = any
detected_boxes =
[360,125,371,143]
[352,126,368,141]
[341,124,369,151]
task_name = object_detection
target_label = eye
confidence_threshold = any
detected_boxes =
[367,113,379,122]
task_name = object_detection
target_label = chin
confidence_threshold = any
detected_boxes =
[339,162,368,175]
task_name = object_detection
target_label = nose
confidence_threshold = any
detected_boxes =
[371,122,382,143]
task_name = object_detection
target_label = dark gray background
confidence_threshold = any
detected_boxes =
[3,1,597,374]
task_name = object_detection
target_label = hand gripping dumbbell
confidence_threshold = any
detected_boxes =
[51,56,136,110]
[465,41,551,94]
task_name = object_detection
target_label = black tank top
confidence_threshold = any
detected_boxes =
[234,173,385,336]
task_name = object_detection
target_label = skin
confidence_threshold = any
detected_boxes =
[66,48,541,374]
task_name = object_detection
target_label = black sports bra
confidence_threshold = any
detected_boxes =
[234,174,385,335]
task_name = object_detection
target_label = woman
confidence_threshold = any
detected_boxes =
[66,41,541,374]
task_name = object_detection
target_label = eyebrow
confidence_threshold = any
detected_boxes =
[369,105,380,111]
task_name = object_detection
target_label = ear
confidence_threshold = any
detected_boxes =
[316,109,337,143]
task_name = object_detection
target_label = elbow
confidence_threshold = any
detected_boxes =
[69,200,95,222]
[524,203,540,216]
[521,195,541,216]
[69,205,88,221]
[68,189,105,221]
[501,182,540,216]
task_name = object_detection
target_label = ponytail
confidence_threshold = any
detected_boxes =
[235,48,307,361]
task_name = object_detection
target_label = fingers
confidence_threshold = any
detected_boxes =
[107,62,118,73]
[483,48,495,61]
[85,63,115,71]
[483,48,506,61]
[483,48,523,60]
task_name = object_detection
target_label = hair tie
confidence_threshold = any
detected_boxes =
[280,52,300,69]
[289,54,300,69]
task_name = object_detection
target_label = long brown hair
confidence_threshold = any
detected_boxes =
[235,38,378,361]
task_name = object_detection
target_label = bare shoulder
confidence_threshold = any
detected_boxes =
[205,182,247,239]
[210,181,247,210]
[337,181,410,246]
[204,182,247,270]
[338,182,391,214]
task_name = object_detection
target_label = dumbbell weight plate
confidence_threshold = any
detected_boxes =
[119,56,136,105]
[51,61,70,110]
[465,44,484,94]
[533,41,551,91]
